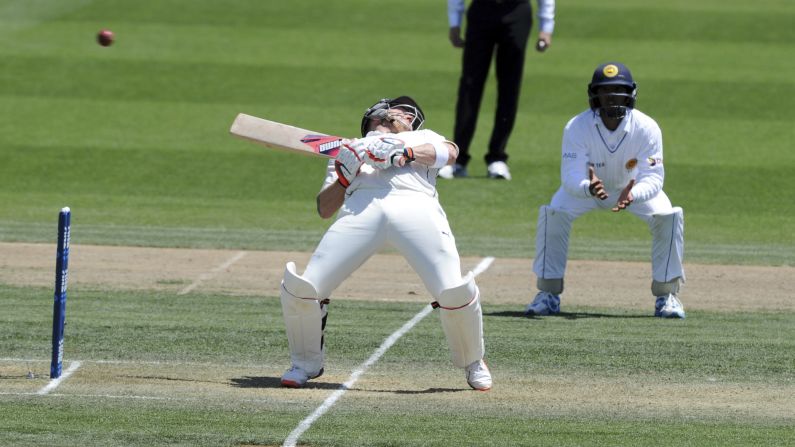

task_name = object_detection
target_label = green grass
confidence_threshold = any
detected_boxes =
[1,284,793,446]
[0,0,793,264]
[2,1,795,445]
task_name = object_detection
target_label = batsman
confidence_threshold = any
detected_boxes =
[527,62,686,319]
[277,96,491,390]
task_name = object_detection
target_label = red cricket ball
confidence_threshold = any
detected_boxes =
[97,29,114,47]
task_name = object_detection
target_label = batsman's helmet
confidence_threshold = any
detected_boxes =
[360,96,426,137]
[588,62,637,120]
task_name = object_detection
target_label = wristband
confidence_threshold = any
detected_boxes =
[431,142,449,168]
[403,147,415,162]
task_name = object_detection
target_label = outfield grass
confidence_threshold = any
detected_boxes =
[0,0,793,264]
[1,284,793,446]
[2,1,795,446]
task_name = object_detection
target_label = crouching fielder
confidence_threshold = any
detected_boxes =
[527,62,686,319]
[279,96,491,390]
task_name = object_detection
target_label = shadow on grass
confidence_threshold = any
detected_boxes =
[485,310,654,319]
[229,377,466,394]
[118,374,227,385]
[349,387,466,394]
[230,376,342,390]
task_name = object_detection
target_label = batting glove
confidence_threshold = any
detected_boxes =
[334,141,365,188]
[364,136,413,169]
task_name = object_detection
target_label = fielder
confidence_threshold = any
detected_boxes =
[527,62,686,318]
[278,96,492,390]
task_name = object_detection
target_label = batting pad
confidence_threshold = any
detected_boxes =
[533,205,575,280]
[280,262,324,376]
[650,207,685,284]
[436,273,484,368]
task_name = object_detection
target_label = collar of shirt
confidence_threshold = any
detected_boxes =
[592,109,633,153]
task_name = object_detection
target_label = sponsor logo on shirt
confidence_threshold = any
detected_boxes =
[625,158,638,170]
[563,152,577,159]
[648,157,663,166]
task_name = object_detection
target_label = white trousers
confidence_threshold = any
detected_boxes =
[534,187,685,285]
[303,189,464,299]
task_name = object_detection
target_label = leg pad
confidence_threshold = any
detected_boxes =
[436,273,485,368]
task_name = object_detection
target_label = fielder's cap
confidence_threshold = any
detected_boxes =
[589,62,636,90]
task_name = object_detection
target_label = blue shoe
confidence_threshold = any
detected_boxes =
[655,294,685,319]
[524,292,560,316]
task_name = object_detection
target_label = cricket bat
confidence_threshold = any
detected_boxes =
[229,113,344,158]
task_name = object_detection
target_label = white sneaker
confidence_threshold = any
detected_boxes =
[465,359,492,391]
[487,161,511,180]
[281,366,324,388]
[524,291,560,316]
[437,164,454,179]
[655,294,685,319]
[438,163,468,179]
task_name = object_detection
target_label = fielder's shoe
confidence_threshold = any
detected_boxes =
[524,291,561,316]
[655,294,686,319]
[281,366,324,388]
[487,161,512,180]
[465,359,492,391]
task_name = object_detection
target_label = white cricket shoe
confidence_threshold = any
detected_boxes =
[465,359,492,391]
[524,291,561,316]
[487,161,511,180]
[438,163,468,179]
[655,294,686,319]
[281,366,324,388]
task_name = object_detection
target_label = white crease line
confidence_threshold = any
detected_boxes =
[37,361,82,395]
[178,251,247,295]
[283,256,495,447]
[472,256,495,276]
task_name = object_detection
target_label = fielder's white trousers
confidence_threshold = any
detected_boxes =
[302,188,464,299]
[534,187,685,284]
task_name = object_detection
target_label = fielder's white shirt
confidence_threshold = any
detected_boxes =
[561,108,664,204]
[447,0,555,33]
[323,129,448,198]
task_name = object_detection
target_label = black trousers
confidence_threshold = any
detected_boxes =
[453,0,533,166]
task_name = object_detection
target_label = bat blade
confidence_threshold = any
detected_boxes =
[229,113,343,158]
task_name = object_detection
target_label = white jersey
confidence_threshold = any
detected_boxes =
[322,129,448,198]
[560,108,664,204]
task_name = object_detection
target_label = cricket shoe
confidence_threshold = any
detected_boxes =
[280,366,324,388]
[465,359,492,391]
[487,161,511,180]
[655,294,686,319]
[438,163,468,179]
[524,291,561,316]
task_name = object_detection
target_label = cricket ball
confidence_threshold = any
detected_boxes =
[97,29,114,47]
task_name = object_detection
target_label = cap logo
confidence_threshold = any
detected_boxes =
[603,64,619,78]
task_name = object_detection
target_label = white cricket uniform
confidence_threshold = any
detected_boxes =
[533,108,685,285]
[304,129,464,299]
